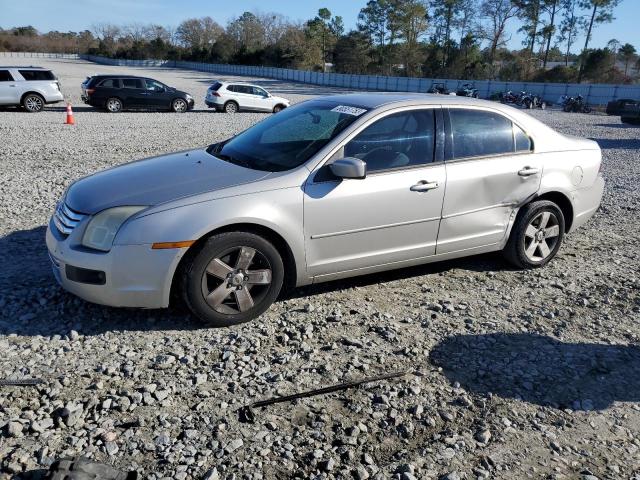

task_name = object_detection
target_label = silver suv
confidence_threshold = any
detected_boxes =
[205,81,290,113]
[0,66,64,112]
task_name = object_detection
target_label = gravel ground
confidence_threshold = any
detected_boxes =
[1,58,639,480]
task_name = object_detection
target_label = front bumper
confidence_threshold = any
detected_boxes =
[46,218,183,309]
[570,174,605,232]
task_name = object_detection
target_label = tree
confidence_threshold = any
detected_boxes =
[175,17,223,51]
[515,0,543,55]
[431,0,465,68]
[358,0,392,72]
[306,8,343,72]
[394,0,429,76]
[541,0,560,68]
[333,31,373,73]
[577,0,621,82]
[618,43,636,75]
[480,0,520,64]
[556,0,580,65]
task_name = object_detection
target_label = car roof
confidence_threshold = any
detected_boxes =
[315,92,497,109]
[0,66,50,70]
[218,81,262,87]
[90,75,149,79]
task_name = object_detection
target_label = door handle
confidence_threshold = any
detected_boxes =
[518,166,540,177]
[9,84,16,87]
[410,180,439,192]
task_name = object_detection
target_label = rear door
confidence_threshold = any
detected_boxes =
[436,107,541,254]
[120,78,146,107]
[0,70,17,104]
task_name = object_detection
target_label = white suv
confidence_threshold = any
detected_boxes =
[0,66,64,112]
[205,81,290,113]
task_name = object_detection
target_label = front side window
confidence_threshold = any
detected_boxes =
[208,101,367,172]
[18,70,55,81]
[449,109,515,159]
[252,87,267,97]
[145,79,165,91]
[344,110,435,172]
[122,78,143,89]
[0,70,13,82]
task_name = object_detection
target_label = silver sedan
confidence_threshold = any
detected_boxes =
[46,93,604,326]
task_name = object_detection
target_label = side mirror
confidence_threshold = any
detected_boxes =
[329,157,366,179]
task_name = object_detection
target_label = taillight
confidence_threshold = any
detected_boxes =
[86,88,95,95]
[211,92,221,97]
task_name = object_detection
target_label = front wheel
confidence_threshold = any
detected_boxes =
[504,200,565,269]
[273,104,285,113]
[181,232,284,327]
[172,98,188,113]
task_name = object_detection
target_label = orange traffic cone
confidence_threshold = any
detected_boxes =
[64,102,75,125]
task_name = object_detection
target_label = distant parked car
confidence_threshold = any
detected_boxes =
[81,75,194,113]
[47,94,604,327]
[205,81,290,113]
[0,66,64,112]
[606,98,638,116]
[619,101,640,125]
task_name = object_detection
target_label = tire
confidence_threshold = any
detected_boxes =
[583,106,592,114]
[224,101,238,113]
[45,457,137,480]
[181,232,284,327]
[504,200,565,269]
[540,102,547,110]
[172,98,188,113]
[105,97,123,113]
[524,99,532,109]
[273,104,285,113]
[22,93,44,112]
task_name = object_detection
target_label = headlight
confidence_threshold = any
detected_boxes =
[82,206,147,252]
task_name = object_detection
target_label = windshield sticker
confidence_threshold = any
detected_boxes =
[331,105,367,116]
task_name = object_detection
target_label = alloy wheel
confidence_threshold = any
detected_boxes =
[106,98,122,112]
[200,246,272,314]
[523,211,561,262]
[173,99,187,112]
[24,95,43,112]
[225,102,237,113]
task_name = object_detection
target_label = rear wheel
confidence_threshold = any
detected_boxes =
[22,93,44,112]
[172,98,188,113]
[181,232,284,327]
[105,97,123,113]
[224,101,238,113]
[504,200,565,269]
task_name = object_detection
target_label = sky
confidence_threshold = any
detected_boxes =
[0,0,637,52]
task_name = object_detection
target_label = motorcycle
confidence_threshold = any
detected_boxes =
[456,83,479,98]
[427,82,450,95]
[562,95,592,113]
[520,91,547,110]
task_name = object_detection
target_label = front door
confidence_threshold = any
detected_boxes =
[304,108,446,278]
[143,79,172,109]
[437,107,543,254]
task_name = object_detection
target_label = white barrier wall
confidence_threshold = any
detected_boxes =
[2,52,637,105]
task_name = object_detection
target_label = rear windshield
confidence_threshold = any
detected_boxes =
[19,70,55,81]
[207,100,368,172]
[209,82,222,91]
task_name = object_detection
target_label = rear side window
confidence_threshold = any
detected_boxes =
[19,70,55,81]
[449,109,514,159]
[514,124,532,152]
[98,79,118,88]
[122,78,143,89]
[345,109,435,172]
[0,70,13,81]
[228,85,238,93]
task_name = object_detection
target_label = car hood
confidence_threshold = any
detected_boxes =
[65,149,271,214]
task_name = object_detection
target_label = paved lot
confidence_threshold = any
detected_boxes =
[1,58,639,479]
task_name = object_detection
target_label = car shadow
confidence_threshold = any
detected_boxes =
[591,138,640,149]
[593,123,635,129]
[1,226,514,337]
[430,333,640,411]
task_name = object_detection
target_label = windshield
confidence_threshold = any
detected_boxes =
[207,100,368,172]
